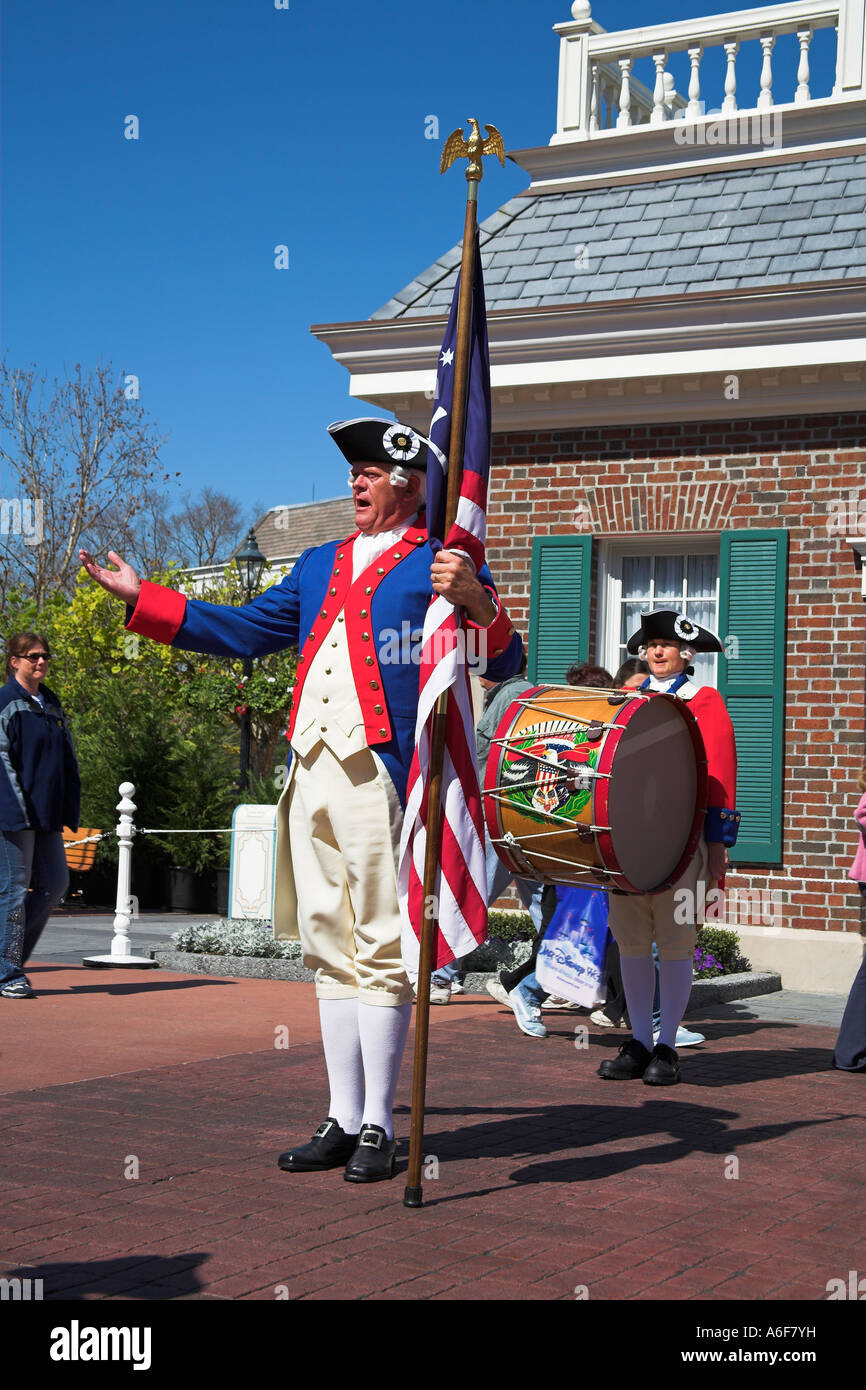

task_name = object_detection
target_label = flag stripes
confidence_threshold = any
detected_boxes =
[398,232,492,979]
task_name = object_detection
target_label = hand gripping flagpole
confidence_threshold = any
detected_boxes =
[403,119,505,1210]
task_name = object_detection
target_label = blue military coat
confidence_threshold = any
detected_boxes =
[127,523,522,805]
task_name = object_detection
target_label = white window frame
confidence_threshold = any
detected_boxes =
[597,536,721,688]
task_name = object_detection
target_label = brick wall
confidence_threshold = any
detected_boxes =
[486,412,866,935]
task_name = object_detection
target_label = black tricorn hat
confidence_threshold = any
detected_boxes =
[327,417,431,472]
[626,609,723,655]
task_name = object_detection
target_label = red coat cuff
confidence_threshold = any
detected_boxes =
[464,587,516,660]
[125,580,187,645]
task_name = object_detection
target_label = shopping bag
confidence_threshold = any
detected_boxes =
[536,885,612,1007]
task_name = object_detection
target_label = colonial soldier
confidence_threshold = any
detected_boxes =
[599,610,740,1086]
[80,418,522,1179]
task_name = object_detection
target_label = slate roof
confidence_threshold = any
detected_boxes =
[372,154,866,318]
[244,496,356,564]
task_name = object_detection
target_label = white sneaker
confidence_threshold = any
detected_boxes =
[450,980,465,996]
[429,983,451,1004]
[654,1026,705,1048]
[590,1009,617,1027]
[544,995,580,1010]
[485,978,510,1006]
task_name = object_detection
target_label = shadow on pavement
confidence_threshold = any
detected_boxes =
[8,1253,212,1300]
[406,1100,860,1204]
[23,972,236,997]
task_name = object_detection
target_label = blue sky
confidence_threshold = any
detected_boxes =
[2,0,837,522]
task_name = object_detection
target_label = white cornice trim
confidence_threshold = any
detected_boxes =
[371,363,866,432]
[349,337,866,398]
[511,97,866,192]
[313,282,866,377]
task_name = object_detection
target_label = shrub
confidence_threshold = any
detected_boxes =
[486,910,536,942]
[171,920,303,959]
[695,926,745,974]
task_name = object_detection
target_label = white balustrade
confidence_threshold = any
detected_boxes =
[687,45,704,117]
[651,52,669,124]
[758,33,776,107]
[796,28,814,102]
[722,40,740,112]
[551,0,864,143]
[617,56,633,128]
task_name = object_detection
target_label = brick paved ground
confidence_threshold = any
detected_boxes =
[2,963,865,1302]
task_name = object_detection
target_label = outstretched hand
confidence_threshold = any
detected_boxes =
[79,549,142,606]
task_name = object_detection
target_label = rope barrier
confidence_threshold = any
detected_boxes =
[62,831,110,849]
[138,827,236,836]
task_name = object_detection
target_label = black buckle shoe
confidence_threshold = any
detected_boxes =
[597,1037,653,1080]
[643,1043,681,1086]
[277,1117,359,1172]
[343,1123,398,1183]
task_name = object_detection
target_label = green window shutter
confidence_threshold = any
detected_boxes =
[528,536,592,684]
[718,528,788,865]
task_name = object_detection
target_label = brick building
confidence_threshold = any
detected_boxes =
[314,0,866,989]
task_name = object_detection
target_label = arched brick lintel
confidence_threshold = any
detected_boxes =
[577,481,740,534]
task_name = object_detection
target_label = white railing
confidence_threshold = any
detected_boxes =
[74,783,279,966]
[553,0,866,142]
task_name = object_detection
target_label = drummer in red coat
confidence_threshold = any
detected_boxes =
[599,611,740,1086]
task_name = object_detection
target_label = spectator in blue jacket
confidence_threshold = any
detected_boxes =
[0,632,81,998]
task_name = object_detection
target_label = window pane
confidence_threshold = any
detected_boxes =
[687,598,717,634]
[609,548,720,691]
[687,554,717,599]
[654,554,683,601]
[622,555,651,600]
[621,602,645,653]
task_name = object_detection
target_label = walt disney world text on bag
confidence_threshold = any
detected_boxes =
[536,884,612,1007]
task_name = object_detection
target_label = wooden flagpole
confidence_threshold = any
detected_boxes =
[403,119,505,1209]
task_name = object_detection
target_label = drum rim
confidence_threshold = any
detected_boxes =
[483,686,708,894]
[597,692,708,893]
[483,684,550,879]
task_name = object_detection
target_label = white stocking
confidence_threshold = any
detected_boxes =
[657,957,694,1049]
[318,998,364,1135]
[618,954,656,1052]
[358,1001,412,1139]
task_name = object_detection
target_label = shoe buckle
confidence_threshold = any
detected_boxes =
[359,1128,383,1150]
[314,1120,335,1138]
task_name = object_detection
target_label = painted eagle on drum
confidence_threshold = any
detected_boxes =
[499,720,598,823]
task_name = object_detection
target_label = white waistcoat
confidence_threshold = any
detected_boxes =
[290,611,367,761]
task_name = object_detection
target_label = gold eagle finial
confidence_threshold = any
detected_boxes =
[440,118,506,182]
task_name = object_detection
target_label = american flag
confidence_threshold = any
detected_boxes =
[397,232,492,976]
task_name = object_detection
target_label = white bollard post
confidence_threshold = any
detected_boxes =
[82,781,158,969]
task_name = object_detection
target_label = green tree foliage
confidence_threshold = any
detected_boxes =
[15,560,296,881]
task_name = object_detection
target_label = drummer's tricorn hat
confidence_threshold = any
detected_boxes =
[626,609,724,655]
[328,417,431,472]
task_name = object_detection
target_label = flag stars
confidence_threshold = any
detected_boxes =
[440,348,455,367]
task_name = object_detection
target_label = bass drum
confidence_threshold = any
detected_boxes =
[483,686,707,894]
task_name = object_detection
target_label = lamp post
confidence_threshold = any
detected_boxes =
[235,527,267,791]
